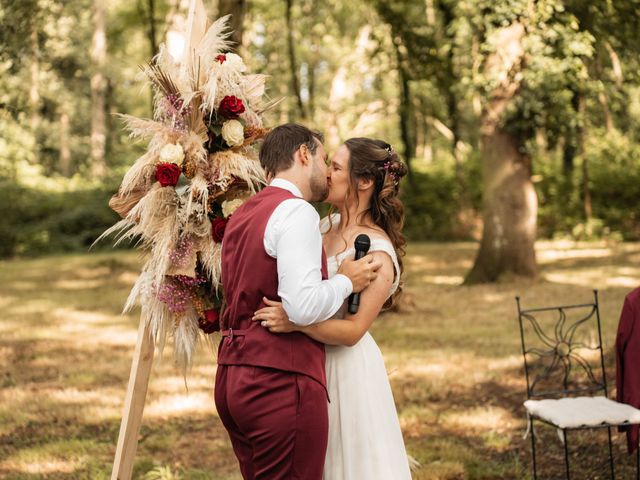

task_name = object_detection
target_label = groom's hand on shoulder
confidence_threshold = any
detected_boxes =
[338,254,382,293]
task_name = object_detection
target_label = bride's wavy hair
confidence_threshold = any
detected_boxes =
[331,137,408,309]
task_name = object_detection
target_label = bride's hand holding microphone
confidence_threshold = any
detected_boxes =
[338,251,382,293]
[253,246,382,333]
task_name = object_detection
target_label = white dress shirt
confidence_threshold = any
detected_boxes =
[263,178,353,326]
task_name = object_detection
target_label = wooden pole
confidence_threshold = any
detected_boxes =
[111,317,155,480]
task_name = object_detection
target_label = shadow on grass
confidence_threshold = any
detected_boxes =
[0,412,239,479]
[2,244,639,479]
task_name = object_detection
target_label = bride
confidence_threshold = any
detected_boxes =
[253,137,412,479]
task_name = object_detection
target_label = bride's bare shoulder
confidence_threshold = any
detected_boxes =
[350,225,390,246]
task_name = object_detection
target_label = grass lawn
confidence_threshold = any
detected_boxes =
[1,241,640,479]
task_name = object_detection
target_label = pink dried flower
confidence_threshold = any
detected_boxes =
[169,236,194,269]
[156,276,206,314]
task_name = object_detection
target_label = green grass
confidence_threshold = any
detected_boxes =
[1,243,640,478]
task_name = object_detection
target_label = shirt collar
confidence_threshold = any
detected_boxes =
[270,178,303,198]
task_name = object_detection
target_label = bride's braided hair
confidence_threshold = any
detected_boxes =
[343,137,408,309]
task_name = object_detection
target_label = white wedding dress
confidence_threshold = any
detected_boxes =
[321,215,412,480]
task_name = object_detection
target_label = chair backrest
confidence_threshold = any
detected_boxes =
[516,290,608,399]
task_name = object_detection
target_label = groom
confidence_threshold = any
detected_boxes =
[215,123,380,479]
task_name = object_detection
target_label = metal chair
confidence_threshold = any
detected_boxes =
[516,290,640,479]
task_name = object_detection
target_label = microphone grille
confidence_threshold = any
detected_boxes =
[354,234,371,251]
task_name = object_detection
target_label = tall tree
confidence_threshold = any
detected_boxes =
[58,106,71,177]
[218,0,247,47]
[393,40,415,181]
[29,17,40,154]
[438,0,470,210]
[372,0,432,176]
[139,0,160,57]
[90,0,107,177]
[457,0,615,281]
[578,95,592,220]
[284,0,306,119]
[465,23,538,283]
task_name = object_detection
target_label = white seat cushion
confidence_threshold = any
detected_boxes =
[524,396,640,429]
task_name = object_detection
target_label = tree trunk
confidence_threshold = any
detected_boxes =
[398,65,414,180]
[284,0,306,119]
[138,0,159,111]
[306,6,321,120]
[562,137,576,175]
[30,23,40,159]
[217,0,247,47]
[447,93,469,210]
[415,107,425,159]
[594,51,613,132]
[59,108,71,177]
[465,129,538,283]
[106,78,116,160]
[394,41,415,182]
[598,91,613,133]
[582,154,592,221]
[465,22,537,283]
[424,115,433,163]
[308,61,317,118]
[90,0,107,178]
[440,0,465,199]
[563,91,581,175]
[145,0,159,57]
[578,95,592,220]
[560,90,579,218]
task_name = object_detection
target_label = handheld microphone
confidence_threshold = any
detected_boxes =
[347,234,371,314]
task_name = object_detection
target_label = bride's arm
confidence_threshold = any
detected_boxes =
[253,251,394,346]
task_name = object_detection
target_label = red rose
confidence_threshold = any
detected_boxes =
[218,95,245,119]
[215,54,227,63]
[155,163,182,187]
[211,217,228,243]
[198,308,220,334]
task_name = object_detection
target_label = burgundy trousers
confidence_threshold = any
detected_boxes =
[214,365,328,480]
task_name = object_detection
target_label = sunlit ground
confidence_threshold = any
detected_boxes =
[1,241,639,479]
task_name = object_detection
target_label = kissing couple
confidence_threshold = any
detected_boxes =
[214,123,412,479]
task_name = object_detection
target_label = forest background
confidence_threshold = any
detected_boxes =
[2,0,640,284]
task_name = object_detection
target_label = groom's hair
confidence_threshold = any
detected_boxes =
[260,123,324,176]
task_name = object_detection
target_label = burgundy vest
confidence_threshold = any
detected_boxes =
[218,186,328,389]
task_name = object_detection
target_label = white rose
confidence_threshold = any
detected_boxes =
[222,198,245,218]
[221,120,245,147]
[224,53,247,73]
[159,143,184,164]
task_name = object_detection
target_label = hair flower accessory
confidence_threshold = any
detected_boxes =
[382,159,401,186]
